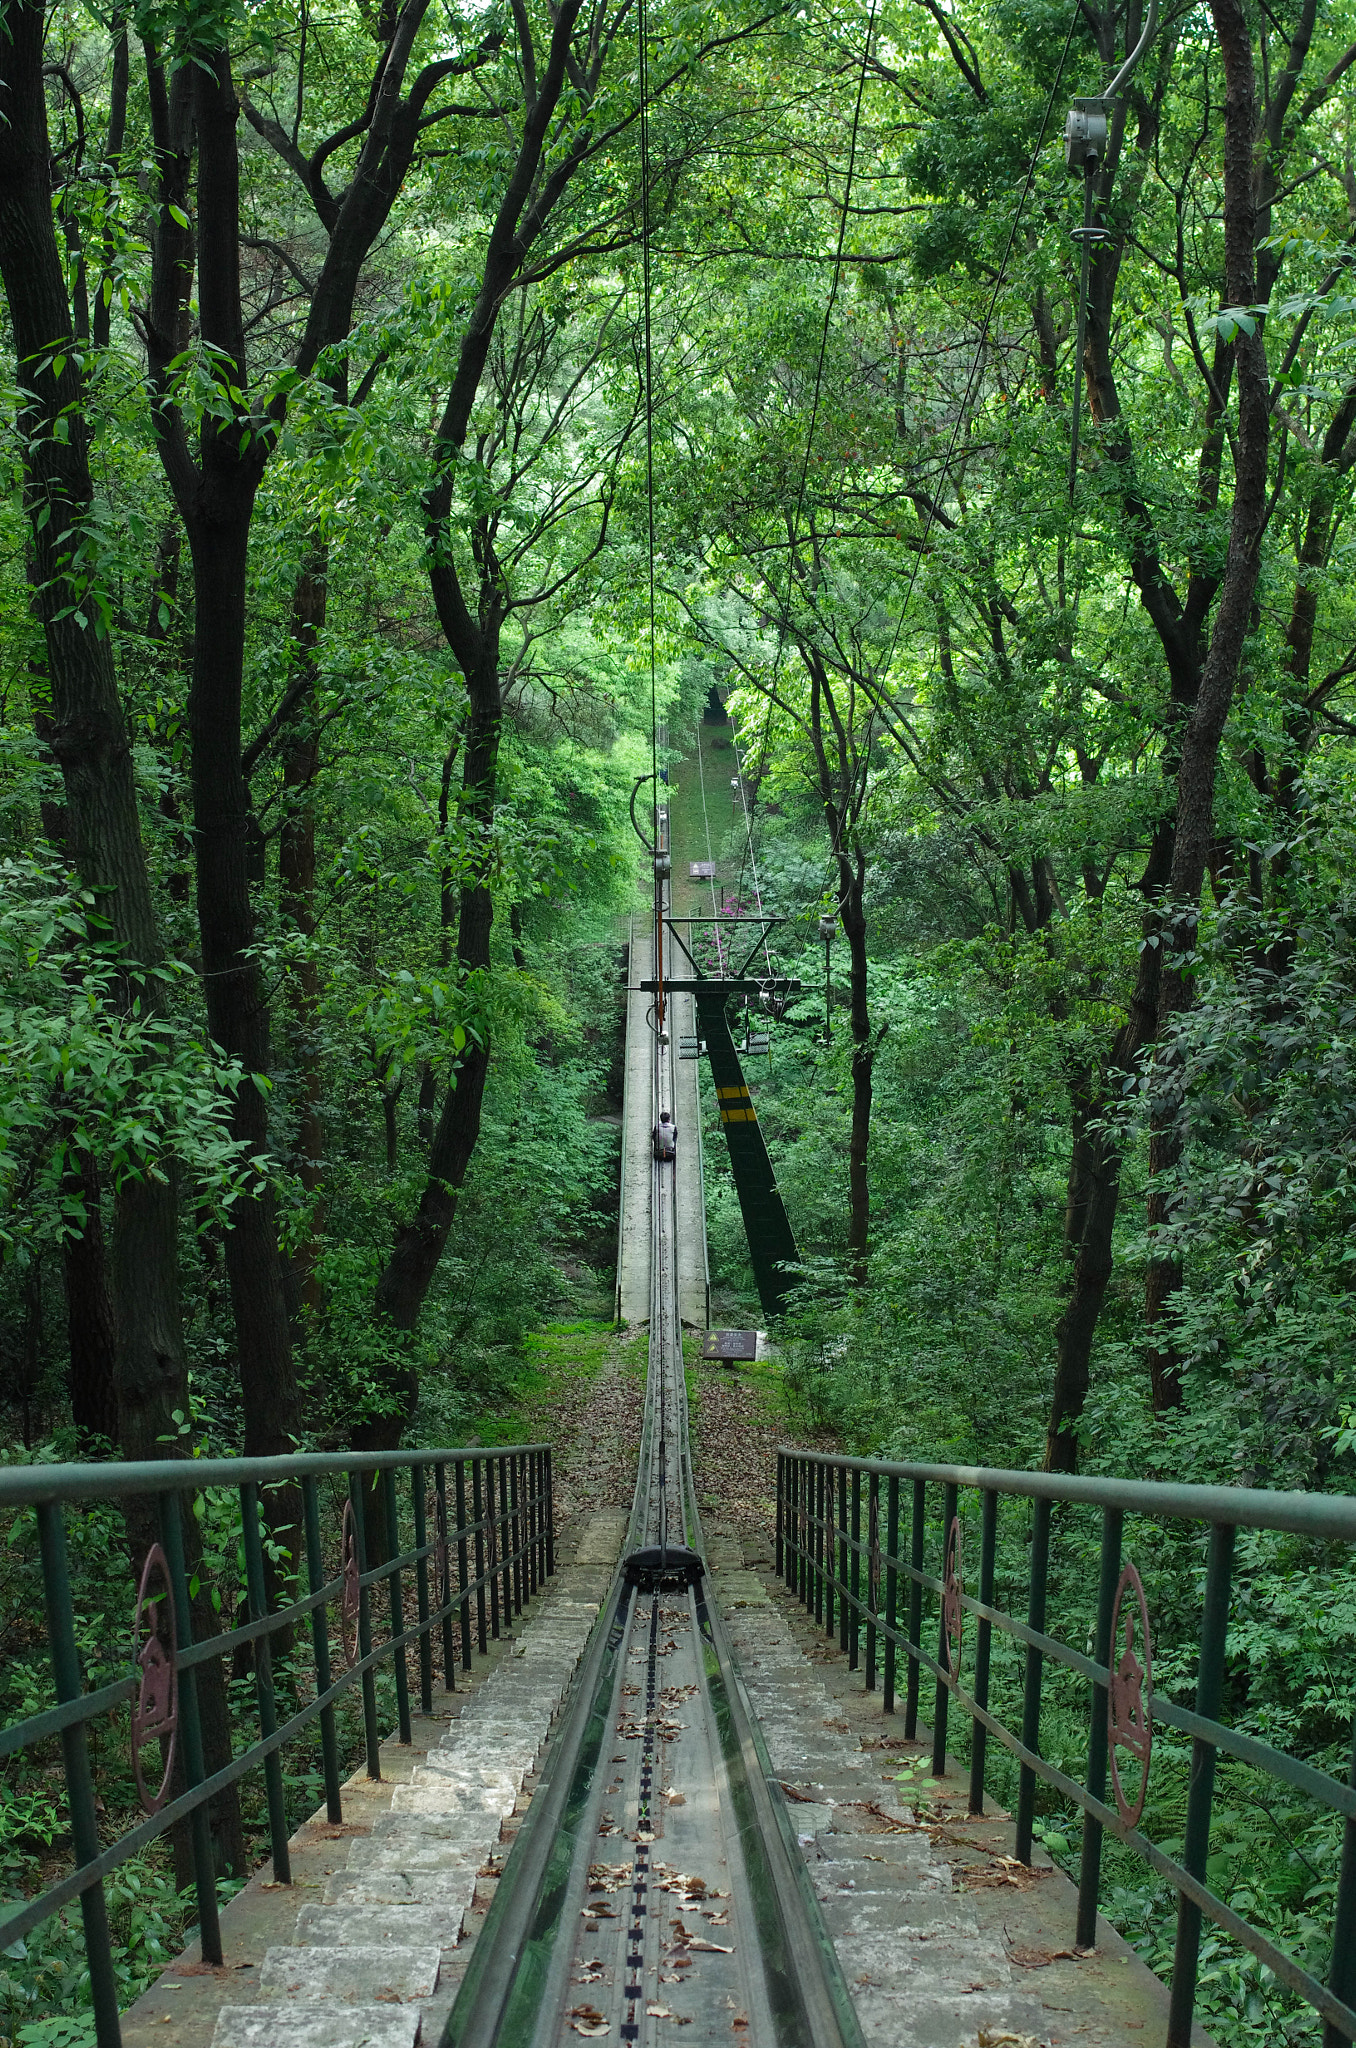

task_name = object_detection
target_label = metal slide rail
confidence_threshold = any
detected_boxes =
[445,767,862,2046]
[0,1444,553,2048]
[776,1450,1356,2048]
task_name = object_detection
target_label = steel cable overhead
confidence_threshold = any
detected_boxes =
[873,4,1081,693]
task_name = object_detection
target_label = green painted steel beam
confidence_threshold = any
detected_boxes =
[697,994,798,1319]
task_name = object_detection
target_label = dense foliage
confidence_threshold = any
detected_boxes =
[1,0,1355,2037]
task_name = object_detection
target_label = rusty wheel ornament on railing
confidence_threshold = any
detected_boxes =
[130,1543,178,1815]
[1108,1561,1154,1827]
[339,1500,361,1669]
[867,1489,881,1618]
[943,1514,964,1678]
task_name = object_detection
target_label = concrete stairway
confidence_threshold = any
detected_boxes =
[210,1594,604,2048]
[716,1564,1053,2048]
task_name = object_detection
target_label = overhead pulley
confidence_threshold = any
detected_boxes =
[1064,0,1157,499]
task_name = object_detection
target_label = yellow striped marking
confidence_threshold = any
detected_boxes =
[716,1085,750,1101]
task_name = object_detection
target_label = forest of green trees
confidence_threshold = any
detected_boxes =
[3,0,1356,2033]
[3,0,1353,1494]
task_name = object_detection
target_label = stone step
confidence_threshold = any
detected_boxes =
[212,2005,423,2048]
[258,1944,440,2001]
[295,1903,466,1950]
[348,1838,489,1871]
[323,1869,479,1908]
[389,1783,516,1817]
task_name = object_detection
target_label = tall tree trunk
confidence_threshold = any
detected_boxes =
[62,1147,119,1446]
[186,507,301,1466]
[1143,0,1269,1407]
[143,46,303,1520]
[279,548,327,1325]
[0,0,242,1873]
[371,639,501,1415]
[842,856,872,1276]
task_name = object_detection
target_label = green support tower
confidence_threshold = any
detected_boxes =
[696,993,799,1320]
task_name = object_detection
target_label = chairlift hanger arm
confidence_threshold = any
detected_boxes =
[629,772,656,853]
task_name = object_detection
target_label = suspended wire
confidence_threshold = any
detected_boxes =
[636,0,668,1531]
[639,0,659,849]
[730,0,879,960]
[874,5,1081,692]
[784,0,880,596]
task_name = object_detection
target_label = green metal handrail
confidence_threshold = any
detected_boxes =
[0,1443,554,2048]
[776,1449,1356,2048]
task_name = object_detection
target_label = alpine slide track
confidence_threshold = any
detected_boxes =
[4,725,1356,2048]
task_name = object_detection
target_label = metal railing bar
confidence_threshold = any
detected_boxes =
[0,1594,461,1955]
[781,1457,1356,2048]
[0,1446,552,1509]
[781,1450,1356,1541]
[0,1501,547,1718]
[1,1441,556,2048]
[0,1674,137,1760]
[939,1676,1356,2040]
[785,1535,1356,1824]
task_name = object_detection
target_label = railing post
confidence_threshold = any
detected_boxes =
[790,1458,802,1597]
[301,1476,343,1820]
[350,1471,381,1779]
[472,1458,488,1653]
[838,1464,850,1655]
[498,1454,513,1625]
[486,1459,501,1639]
[1167,1521,1236,2048]
[240,1481,293,1883]
[884,1473,900,1716]
[509,1453,524,1614]
[848,1467,861,1671]
[382,1467,412,1744]
[157,1489,225,1963]
[545,1446,555,1575]
[456,1458,474,1669]
[905,1477,924,1739]
[968,1487,998,1816]
[829,1464,838,1641]
[865,1470,879,1690]
[776,1453,784,1578]
[1324,1716,1356,2048]
[412,1464,434,1716]
[1076,1505,1124,1945]
[1015,1494,1052,1862]
[36,1501,123,2048]
[435,1462,457,1688]
[932,1481,957,1777]
[814,1462,825,1627]
[524,1453,537,1600]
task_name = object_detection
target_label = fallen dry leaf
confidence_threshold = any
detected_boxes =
[1007,1945,1078,1969]
[568,2003,610,2037]
[960,1858,1052,1893]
